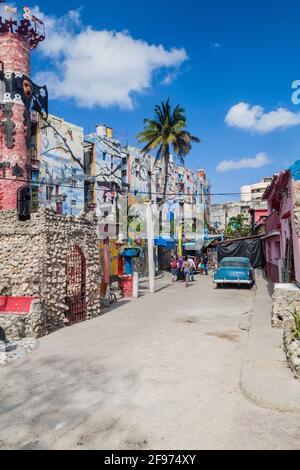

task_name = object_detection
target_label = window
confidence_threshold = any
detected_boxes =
[102,152,107,161]
[30,185,39,213]
[274,241,280,259]
[122,170,127,177]
[46,185,53,202]
[31,170,39,184]
[31,122,38,159]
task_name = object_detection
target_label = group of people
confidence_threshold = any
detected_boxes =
[170,253,209,287]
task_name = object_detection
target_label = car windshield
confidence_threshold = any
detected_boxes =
[221,260,250,268]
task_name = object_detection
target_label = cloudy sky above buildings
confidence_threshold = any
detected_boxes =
[9,0,300,201]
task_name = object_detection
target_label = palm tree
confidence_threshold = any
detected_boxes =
[137,98,200,232]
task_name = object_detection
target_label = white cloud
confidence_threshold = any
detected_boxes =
[225,102,300,133]
[162,70,178,85]
[210,42,221,48]
[216,152,271,172]
[33,8,188,109]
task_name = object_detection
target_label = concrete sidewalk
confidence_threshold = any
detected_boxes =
[240,275,300,412]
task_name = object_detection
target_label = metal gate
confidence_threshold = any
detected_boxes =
[66,245,86,325]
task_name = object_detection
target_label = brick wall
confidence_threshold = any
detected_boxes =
[0,33,31,210]
[0,33,30,73]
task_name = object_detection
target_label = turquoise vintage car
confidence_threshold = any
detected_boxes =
[214,257,255,288]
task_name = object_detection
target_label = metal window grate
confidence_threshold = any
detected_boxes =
[66,245,86,325]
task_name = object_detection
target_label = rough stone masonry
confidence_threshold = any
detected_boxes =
[272,283,300,378]
[0,209,102,339]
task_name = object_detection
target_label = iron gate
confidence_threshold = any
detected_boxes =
[66,245,86,325]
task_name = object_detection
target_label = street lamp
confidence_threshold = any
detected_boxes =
[144,198,155,294]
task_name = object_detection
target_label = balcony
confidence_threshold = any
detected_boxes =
[265,211,281,234]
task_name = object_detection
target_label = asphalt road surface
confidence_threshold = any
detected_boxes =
[0,273,299,450]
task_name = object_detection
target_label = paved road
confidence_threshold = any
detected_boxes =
[0,274,299,450]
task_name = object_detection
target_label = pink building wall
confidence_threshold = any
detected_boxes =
[253,209,268,224]
[290,181,300,284]
[264,174,300,284]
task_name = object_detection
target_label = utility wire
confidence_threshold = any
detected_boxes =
[0,175,295,198]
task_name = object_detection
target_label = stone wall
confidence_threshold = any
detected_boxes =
[283,326,300,379]
[0,210,44,297]
[0,209,102,338]
[272,283,300,328]
[41,210,101,332]
[0,300,45,340]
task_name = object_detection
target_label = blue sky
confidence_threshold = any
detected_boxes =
[11,0,300,202]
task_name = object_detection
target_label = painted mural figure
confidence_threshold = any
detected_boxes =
[37,115,85,216]
[2,103,15,149]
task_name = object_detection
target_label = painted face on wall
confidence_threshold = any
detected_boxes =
[22,79,32,100]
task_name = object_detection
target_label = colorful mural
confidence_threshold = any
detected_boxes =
[127,146,152,204]
[85,129,123,231]
[37,115,85,216]
[32,116,210,270]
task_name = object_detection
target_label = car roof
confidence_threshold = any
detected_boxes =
[221,257,250,263]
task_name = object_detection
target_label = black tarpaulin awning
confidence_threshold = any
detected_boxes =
[217,236,265,269]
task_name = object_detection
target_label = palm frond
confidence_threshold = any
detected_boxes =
[171,104,186,126]
[154,105,165,125]
[140,135,163,154]
[137,99,201,171]
[189,134,201,143]
[143,118,162,129]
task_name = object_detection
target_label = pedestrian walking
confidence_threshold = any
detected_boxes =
[183,257,191,287]
[170,256,178,282]
[198,257,204,274]
[177,256,185,282]
[188,256,196,282]
[203,253,209,276]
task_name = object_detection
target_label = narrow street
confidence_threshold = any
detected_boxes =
[0,273,299,450]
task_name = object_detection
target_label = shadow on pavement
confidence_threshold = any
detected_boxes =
[101,300,131,315]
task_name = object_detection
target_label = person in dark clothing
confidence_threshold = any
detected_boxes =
[203,253,209,275]
[177,257,185,282]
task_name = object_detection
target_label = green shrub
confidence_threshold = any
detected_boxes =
[290,308,300,340]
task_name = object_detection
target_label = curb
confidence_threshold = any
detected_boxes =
[240,276,300,413]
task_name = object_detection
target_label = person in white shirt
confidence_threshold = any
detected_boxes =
[188,257,196,282]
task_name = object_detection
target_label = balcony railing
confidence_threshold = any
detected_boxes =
[265,211,281,234]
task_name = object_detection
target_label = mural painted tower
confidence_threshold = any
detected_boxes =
[0,3,47,212]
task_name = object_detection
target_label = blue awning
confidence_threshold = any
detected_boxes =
[290,160,300,181]
[183,240,204,251]
[154,237,176,249]
[204,234,224,241]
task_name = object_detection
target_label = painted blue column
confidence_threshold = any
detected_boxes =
[124,256,133,275]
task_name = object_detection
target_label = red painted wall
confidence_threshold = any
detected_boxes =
[254,209,268,224]
[0,33,31,211]
[0,297,39,314]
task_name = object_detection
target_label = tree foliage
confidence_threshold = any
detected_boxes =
[225,214,252,239]
[137,99,200,202]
